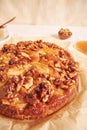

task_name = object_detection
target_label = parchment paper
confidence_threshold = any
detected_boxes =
[0,35,87,130]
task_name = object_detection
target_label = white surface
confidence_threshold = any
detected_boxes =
[7,25,87,40]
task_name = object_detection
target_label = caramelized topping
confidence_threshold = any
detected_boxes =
[0,40,78,109]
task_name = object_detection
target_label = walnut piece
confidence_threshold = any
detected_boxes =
[58,28,72,40]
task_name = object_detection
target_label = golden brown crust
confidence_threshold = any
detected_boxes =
[0,40,79,119]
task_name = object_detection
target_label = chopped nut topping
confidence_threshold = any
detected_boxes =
[58,28,72,40]
[35,81,54,103]
[23,77,33,89]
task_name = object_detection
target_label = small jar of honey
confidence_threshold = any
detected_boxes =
[0,25,9,41]
[76,41,87,55]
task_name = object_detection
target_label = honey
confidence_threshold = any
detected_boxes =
[76,41,87,55]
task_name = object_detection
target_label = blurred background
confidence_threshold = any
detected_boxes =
[0,0,87,26]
